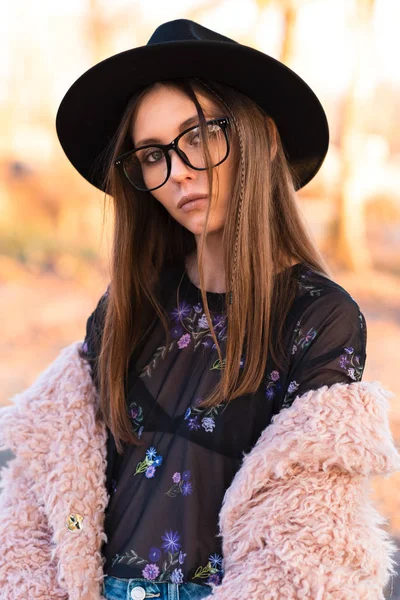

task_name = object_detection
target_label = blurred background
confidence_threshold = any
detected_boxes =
[1,0,400,595]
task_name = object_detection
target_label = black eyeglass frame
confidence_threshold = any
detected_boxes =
[114,117,231,192]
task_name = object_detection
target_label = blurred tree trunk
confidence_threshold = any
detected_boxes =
[334,0,375,271]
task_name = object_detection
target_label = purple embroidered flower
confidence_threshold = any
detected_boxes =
[194,302,203,314]
[184,407,191,420]
[202,338,213,348]
[188,416,201,430]
[194,397,203,407]
[182,481,193,496]
[182,470,191,481]
[265,387,275,400]
[201,417,215,432]
[354,355,360,364]
[153,455,163,467]
[270,370,280,381]
[145,465,156,478]
[178,551,187,564]
[287,381,299,394]
[305,329,317,343]
[130,406,138,419]
[161,530,181,553]
[146,447,157,461]
[171,568,184,584]
[170,302,192,322]
[178,333,191,349]
[207,573,222,585]
[172,472,181,483]
[339,355,349,369]
[138,426,144,439]
[209,554,223,568]
[148,547,161,562]
[344,346,354,354]
[142,563,160,580]
[198,314,209,329]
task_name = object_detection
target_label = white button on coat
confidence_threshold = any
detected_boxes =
[131,586,146,600]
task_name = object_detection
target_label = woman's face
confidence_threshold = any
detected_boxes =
[130,84,236,237]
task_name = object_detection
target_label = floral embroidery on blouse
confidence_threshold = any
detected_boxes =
[264,369,281,400]
[193,553,225,586]
[138,301,228,378]
[135,446,163,478]
[338,346,364,381]
[128,401,144,438]
[184,396,227,433]
[291,319,318,355]
[111,530,189,583]
[165,470,193,497]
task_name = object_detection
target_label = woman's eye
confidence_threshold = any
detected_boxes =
[143,150,162,164]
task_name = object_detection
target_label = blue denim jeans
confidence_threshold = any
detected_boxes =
[102,575,213,600]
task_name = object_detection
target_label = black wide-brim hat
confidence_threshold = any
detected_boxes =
[56,18,329,193]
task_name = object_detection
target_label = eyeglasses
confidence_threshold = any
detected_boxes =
[114,117,231,192]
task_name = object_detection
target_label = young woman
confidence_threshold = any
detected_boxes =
[1,18,400,600]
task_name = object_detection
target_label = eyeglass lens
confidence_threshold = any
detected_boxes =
[123,122,228,191]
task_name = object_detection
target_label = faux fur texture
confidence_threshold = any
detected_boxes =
[0,341,399,599]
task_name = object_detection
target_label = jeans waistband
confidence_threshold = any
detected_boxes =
[102,575,213,600]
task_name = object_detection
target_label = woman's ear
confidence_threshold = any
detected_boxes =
[266,116,278,161]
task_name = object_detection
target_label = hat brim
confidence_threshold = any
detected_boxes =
[55,40,329,192]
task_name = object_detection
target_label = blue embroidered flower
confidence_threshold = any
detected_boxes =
[182,471,191,481]
[148,547,161,562]
[266,387,275,400]
[178,551,187,564]
[170,324,184,339]
[209,554,223,569]
[161,530,181,553]
[142,563,160,580]
[171,568,184,584]
[170,302,192,322]
[344,346,354,354]
[188,416,201,430]
[184,407,191,420]
[182,481,193,496]
[153,455,163,467]
[146,447,157,460]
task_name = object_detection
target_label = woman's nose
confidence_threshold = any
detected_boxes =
[169,150,195,182]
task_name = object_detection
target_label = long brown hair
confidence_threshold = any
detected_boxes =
[80,77,331,454]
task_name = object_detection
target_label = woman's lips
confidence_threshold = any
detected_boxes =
[180,198,209,213]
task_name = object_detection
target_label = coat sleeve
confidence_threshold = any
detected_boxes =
[0,454,68,599]
[201,291,400,599]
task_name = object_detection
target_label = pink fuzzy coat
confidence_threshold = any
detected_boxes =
[1,340,400,599]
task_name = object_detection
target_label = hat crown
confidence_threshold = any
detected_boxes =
[147,18,237,46]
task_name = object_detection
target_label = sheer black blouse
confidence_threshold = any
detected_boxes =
[81,259,367,588]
